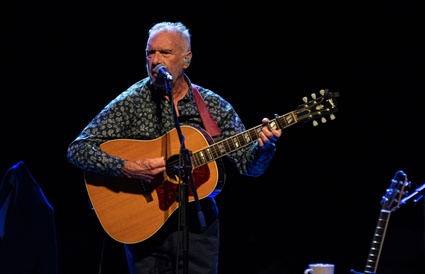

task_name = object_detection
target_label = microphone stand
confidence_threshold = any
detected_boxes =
[164,79,206,274]
[401,182,425,204]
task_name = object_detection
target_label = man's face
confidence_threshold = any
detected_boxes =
[146,31,188,86]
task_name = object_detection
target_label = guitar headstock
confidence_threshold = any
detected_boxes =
[381,170,411,211]
[295,89,339,126]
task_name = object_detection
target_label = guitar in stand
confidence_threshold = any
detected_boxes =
[350,170,411,274]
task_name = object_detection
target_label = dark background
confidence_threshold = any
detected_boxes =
[1,2,425,273]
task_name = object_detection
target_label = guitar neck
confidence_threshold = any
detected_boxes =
[191,111,297,168]
[364,209,392,274]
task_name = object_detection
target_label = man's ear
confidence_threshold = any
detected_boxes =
[185,56,191,65]
[183,52,192,68]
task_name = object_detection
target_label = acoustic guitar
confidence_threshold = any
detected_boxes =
[350,170,410,274]
[84,89,339,244]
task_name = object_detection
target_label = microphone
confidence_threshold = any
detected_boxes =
[152,64,173,86]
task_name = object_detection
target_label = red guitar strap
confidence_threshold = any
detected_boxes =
[191,84,221,137]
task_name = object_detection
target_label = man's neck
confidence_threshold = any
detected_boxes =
[167,76,189,102]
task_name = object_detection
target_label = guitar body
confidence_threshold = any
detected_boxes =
[85,126,225,244]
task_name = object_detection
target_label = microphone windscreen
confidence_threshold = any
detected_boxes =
[152,64,168,88]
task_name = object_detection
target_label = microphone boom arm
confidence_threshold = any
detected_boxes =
[401,182,425,204]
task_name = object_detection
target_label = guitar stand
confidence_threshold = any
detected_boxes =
[165,79,206,274]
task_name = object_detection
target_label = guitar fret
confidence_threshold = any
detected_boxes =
[231,136,240,148]
[192,154,200,167]
[216,144,224,157]
[194,148,215,167]
[205,148,214,161]
[243,132,251,143]
[198,151,207,164]
[254,127,262,137]
[282,113,296,126]
[211,147,219,159]
[216,142,226,154]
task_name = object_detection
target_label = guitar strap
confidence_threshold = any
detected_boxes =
[191,84,221,137]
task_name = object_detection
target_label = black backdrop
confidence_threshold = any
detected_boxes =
[1,2,425,274]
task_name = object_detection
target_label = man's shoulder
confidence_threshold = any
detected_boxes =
[191,83,218,98]
[128,77,150,91]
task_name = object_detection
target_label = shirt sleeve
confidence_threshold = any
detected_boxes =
[67,84,144,177]
[199,87,277,178]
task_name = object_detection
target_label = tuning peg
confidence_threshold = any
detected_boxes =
[312,120,318,126]
[321,117,327,123]
[311,93,317,100]
[302,96,308,103]
[319,89,326,96]
[330,114,336,120]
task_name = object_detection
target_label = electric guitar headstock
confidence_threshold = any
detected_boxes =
[382,170,411,212]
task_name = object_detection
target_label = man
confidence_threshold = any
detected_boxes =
[67,21,282,274]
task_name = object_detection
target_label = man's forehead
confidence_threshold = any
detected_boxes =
[147,32,180,49]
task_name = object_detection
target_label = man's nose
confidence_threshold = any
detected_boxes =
[152,52,163,64]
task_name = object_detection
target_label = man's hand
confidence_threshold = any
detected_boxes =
[122,157,166,182]
[257,118,282,147]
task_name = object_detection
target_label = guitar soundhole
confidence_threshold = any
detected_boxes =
[165,154,210,188]
[156,154,210,211]
[166,154,181,181]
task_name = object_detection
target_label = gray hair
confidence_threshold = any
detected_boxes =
[148,22,191,51]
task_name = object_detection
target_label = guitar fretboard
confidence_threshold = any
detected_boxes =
[364,209,391,273]
[191,112,297,168]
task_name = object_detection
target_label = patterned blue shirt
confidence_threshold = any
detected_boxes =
[67,75,276,178]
